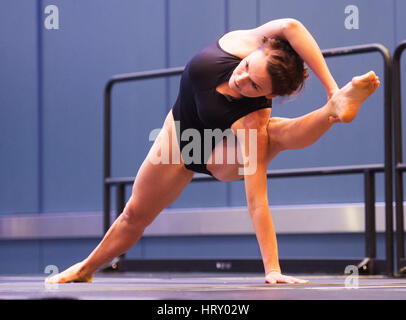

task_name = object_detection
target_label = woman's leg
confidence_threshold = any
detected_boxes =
[268,71,380,151]
[208,71,380,181]
[46,111,195,283]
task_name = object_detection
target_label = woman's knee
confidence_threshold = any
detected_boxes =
[267,118,287,153]
[120,196,158,229]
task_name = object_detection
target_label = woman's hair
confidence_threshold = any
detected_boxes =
[260,36,309,96]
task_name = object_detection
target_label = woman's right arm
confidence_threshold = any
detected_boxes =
[250,18,339,100]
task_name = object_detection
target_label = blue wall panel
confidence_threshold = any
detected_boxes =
[0,1,401,274]
[41,238,101,273]
[0,240,41,274]
[396,0,406,43]
[260,0,394,50]
[228,0,259,31]
[143,235,261,259]
[0,1,39,214]
[395,0,406,173]
[111,80,168,179]
[168,0,226,66]
[168,0,229,208]
[0,233,391,274]
[1,1,393,213]
[40,0,166,212]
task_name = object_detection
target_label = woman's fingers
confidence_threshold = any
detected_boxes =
[285,275,309,284]
[265,272,309,284]
[280,274,309,284]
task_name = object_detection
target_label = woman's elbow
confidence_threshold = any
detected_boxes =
[283,18,303,31]
[248,202,270,216]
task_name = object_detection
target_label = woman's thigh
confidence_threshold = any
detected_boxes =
[126,111,195,225]
[206,120,283,181]
[206,136,244,181]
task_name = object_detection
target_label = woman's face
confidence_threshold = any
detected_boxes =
[229,49,275,99]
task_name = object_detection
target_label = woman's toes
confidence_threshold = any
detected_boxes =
[352,71,377,86]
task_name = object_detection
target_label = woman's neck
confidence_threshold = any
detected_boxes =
[216,81,243,99]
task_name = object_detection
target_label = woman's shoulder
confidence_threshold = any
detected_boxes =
[186,30,260,90]
[218,29,261,59]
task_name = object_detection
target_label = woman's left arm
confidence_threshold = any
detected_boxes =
[231,111,308,284]
[234,120,281,276]
[251,18,339,99]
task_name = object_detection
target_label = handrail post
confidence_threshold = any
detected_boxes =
[364,170,376,267]
[116,183,126,259]
[382,44,394,276]
[103,80,114,234]
[394,41,406,275]
[321,44,394,275]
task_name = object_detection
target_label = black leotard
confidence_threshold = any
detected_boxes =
[171,36,272,176]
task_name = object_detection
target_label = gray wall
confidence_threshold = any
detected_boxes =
[0,0,405,274]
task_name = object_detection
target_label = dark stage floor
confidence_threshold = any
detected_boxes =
[1,272,406,300]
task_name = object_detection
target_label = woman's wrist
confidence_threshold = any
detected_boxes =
[266,266,281,274]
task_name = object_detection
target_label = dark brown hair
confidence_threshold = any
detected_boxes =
[260,37,309,96]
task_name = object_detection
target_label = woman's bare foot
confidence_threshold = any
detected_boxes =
[328,71,380,123]
[45,261,93,284]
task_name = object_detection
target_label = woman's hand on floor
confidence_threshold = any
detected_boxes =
[265,271,309,284]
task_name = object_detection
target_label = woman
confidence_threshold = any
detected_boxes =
[46,18,379,284]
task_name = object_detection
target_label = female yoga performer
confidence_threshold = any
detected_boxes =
[46,18,380,284]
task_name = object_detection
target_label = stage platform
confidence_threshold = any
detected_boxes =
[1,272,406,300]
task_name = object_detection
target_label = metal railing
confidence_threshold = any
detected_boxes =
[394,40,406,276]
[103,43,393,275]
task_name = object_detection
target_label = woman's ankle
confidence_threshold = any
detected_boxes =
[324,100,340,124]
[78,259,96,276]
